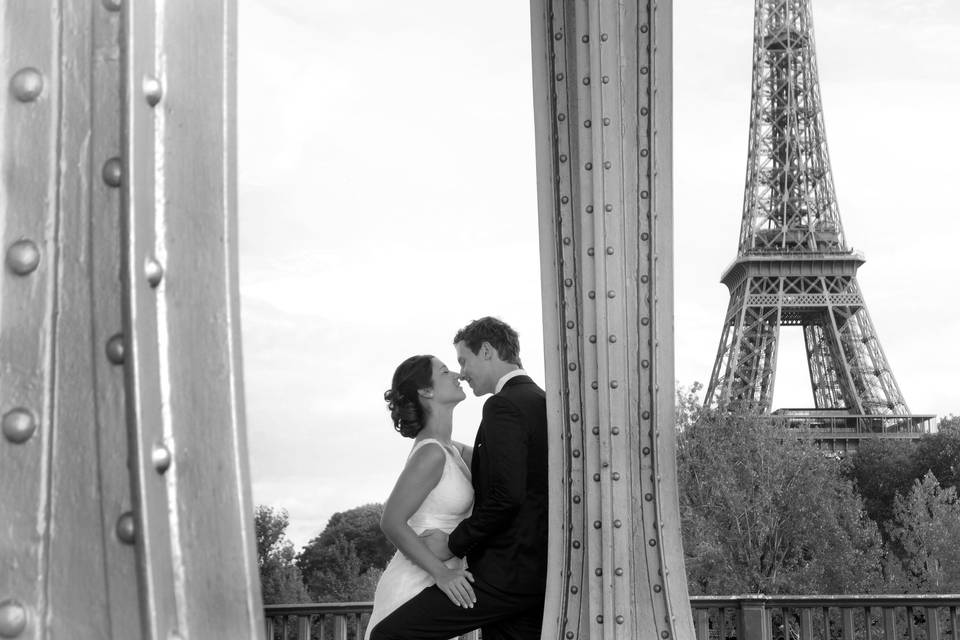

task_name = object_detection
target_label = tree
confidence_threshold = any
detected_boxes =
[298,503,394,602]
[255,505,311,604]
[675,381,704,433]
[678,411,887,595]
[911,427,960,494]
[843,438,917,529]
[887,472,960,593]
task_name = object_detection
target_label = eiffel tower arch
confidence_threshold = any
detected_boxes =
[702,0,933,444]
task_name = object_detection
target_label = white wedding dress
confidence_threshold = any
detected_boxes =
[364,438,474,640]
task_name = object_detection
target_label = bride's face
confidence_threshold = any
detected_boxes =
[428,357,466,406]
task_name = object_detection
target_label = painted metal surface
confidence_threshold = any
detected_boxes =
[703,0,915,423]
[530,1,693,639]
[1,2,262,638]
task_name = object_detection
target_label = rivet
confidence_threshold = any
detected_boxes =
[0,600,27,637]
[612,472,620,480]
[102,157,122,187]
[102,0,122,10]
[582,77,590,86]
[662,631,670,639]
[106,334,125,365]
[572,449,581,458]
[603,161,611,169]
[585,162,593,170]
[602,461,608,468]
[588,291,595,299]
[592,426,599,435]
[596,615,603,624]
[606,246,614,255]
[641,360,649,368]
[595,568,602,577]
[602,75,609,84]
[613,519,622,528]
[643,446,651,455]
[607,290,615,299]
[591,381,598,390]
[566,320,575,329]
[642,410,651,419]
[641,317,650,326]
[609,335,617,343]
[641,191,649,199]
[145,257,164,287]
[587,248,594,257]
[563,235,571,244]
[648,538,657,547]
[615,567,624,576]
[572,540,581,548]
[116,512,136,544]
[6,240,41,275]
[10,68,43,102]
[564,278,573,287]
[561,195,570,204]
[2,409,36,445]
[601,33,608,41]
[566,633,574,639]
[593,520,601,529]
[556,73,564,81]
[571,413,580,422]
[573,495,581,504]
[568,362,576,371]
[143,75,163,107]
[588,335,597,343]
[593,473,600,481]
[602,117,610,126]
[641,232,650,241]
[641,148,649,157]
[152,443,172,474]
[610,381,618,389]
[611,427,620,435]
[581,35,589,43]
[654,584,662,593]
[641,107,650,116]
[584,120,591,128]
[586,205,594,213]
[641,24,649,34]
[641,66,649,75]
[604,204,612,212]
[571,586,578,594]
[559,154,568,163]
[616,616,625,624]
[558,113,566,121]
[555,32,563,40]
[641,274,650,283]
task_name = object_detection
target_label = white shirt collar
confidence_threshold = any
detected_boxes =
[495,369,527,394]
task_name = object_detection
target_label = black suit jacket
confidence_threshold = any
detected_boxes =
[447,375,548,595]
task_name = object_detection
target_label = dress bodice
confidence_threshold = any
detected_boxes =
[405,438,473,535]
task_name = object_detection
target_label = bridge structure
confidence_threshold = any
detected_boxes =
[0,1,693,638]
[701,0,934,448]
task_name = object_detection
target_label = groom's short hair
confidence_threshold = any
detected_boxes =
[454,316,522,366]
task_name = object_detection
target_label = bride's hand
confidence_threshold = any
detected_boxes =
[433,566,476,608]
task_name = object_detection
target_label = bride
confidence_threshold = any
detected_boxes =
[365,354,477,639]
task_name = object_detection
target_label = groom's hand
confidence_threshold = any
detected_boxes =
[419,529,454,561]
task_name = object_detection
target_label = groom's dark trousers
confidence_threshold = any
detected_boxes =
[370,375,548,640]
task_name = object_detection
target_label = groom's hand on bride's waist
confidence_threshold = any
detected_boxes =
[419,529,454,561]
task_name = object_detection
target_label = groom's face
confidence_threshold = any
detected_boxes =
[455,341,493,396]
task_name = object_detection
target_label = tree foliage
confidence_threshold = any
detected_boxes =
[678,410,887,595]
[887,472,960,592]
[297,503,394,602]
[255,505,311,605]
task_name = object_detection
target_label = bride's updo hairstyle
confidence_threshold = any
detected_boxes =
[384,354,434,438]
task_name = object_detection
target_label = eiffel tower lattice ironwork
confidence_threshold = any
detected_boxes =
[702,0,928,434]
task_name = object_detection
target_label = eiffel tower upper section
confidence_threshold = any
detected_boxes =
[739,0,845,256]
[702,0,933,440]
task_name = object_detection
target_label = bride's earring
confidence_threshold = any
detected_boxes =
[418,389,434,399]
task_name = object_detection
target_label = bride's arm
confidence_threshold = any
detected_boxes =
[452,440,473,468]
[379,443,476,608]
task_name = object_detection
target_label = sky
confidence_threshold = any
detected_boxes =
[238,0,960,549]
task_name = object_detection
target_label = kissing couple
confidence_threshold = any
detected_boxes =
[365,316,548,640]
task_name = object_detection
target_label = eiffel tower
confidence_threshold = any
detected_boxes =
[702,0,932,440]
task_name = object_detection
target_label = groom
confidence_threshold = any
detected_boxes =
[370,316,548,640]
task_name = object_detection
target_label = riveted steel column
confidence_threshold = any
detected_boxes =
[532,1,693,639]
[123,1,263,638]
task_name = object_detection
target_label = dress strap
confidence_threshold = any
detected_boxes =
[407,437,448,460]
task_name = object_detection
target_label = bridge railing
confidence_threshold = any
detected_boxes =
[266,595,960,639]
